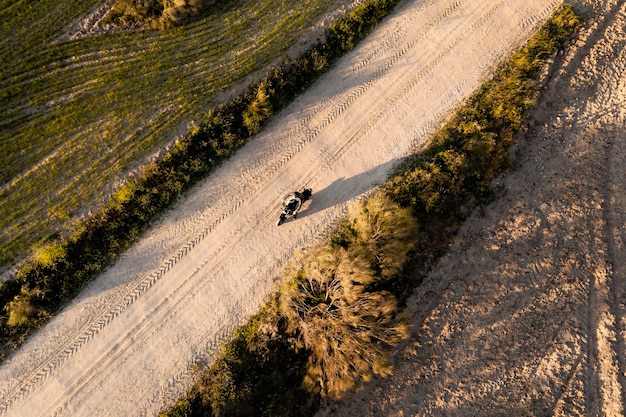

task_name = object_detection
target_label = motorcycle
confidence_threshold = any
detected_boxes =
[277,188,312,226]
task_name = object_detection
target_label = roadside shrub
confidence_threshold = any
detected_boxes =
[243,81,273,135]
[326,0,397,54]
[158,398,197,417]
[32,242,67,269]
[347,194,419,279]
[278,192,414,398]
[279,243,409,398]
[4,286,44,326]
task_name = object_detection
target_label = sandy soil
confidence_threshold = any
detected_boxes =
[318,0,626,415]
[0,0,587,416]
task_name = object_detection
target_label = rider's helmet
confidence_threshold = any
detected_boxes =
[285,192,300,212]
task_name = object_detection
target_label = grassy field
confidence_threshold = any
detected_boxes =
[0,0,343,274]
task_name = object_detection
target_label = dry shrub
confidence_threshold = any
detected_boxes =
[5,286,44,326]
[348,193,418,279]
[279,193,416,398]
[280,246,408,398]
[108,0,216,28]
[159,0,208,28]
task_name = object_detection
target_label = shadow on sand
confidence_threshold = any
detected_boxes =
[296,158,401,220]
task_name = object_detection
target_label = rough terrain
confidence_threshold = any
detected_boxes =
[319,0,626,415]
[0,0,599,416]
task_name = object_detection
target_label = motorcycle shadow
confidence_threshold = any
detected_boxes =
[296,159,399,220]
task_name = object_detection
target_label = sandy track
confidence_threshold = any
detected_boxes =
[0,0,560,416]
[318,1,626,415]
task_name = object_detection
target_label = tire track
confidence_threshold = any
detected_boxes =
[265,0,512,186]
[40,210,278,417]
[41,169,318,416]
[343,0,463,80]
[0,190,258,413]
[597,84,626,417]
[569,4,626,413]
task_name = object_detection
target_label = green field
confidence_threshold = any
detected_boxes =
[0,0,340,273]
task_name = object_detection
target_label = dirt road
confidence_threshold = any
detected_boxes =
[319,1,626,415]
[0,0,563,415]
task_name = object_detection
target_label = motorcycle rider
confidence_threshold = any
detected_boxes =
[285,191,303,218]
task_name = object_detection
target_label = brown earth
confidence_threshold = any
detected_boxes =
[318,0,626,415]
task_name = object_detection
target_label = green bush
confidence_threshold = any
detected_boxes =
[243,81,273,135]
[31,242,67,269]
[347,194,419,279]
[4,286,45,327]
[326,0,398,54]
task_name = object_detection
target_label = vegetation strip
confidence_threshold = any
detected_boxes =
[157,4,581,416]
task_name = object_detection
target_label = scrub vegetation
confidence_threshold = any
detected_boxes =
[106,0,215,29]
